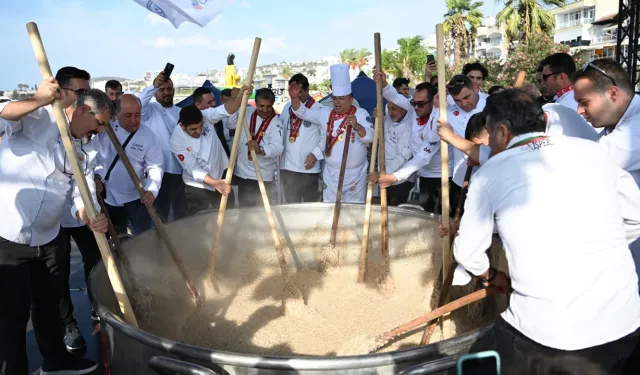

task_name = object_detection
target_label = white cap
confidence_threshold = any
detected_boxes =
[330,63,351,96]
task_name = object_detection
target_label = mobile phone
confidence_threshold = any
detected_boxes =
[457,351,501,375]
[163,63,175,79]
[427,55,435,64]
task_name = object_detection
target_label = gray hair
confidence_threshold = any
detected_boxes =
[75,89,115,117]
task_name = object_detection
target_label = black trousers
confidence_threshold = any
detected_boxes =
[470,316,640,375]
[0,231,69,374]
[184,184,235,217]
[59,226,101,327]
[105,199,154,236]
[232,175,272,208]
[280,169,320,203]
[420,177,460,215]
[155,172,187,223]
[386,180,415,206]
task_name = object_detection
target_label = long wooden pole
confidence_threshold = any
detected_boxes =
[210,38,261,276]
[377,40,389,275]
[103,123,201,305]
[329,126,353,248]
[436,24,451,297]
[357,33,383,282]
[26,22,138,326]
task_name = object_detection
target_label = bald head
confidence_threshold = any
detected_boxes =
[116,94,142,132]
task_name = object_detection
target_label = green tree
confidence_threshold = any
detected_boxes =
[443,0,484,67]
[340,48,357,69]
[381,36,434,82]
[10,90,19,100]
[280,65,293,80]
[0,90,4,96]
[496,0,566,45]
[354,48,372,69]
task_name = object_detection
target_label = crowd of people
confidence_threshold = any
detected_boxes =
[0,51,639,374]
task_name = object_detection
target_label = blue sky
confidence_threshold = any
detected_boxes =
[0,0,503,90]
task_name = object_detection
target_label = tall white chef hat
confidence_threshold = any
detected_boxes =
[330,63,351,97]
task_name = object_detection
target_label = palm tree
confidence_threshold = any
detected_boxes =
[496,0,566,45]
[382,36,433,81]
[280,65,293,80]
[339,48,358,69]
[443,0,484,66]
[354,48,372,69]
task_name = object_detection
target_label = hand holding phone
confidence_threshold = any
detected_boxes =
[163,63,175,79]
[457,351,501,375]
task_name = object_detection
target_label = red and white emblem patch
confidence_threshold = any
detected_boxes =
[178,154,185,161]
[453,110,460,116]
[186,147,192,152]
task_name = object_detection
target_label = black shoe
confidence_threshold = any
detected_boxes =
[63,322,87,351]
[41,355,98,374]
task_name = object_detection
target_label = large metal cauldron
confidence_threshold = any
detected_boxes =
[89,203,504,375]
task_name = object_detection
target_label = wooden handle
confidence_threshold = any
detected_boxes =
[514,71,526,88]
[436,24,451,281]
[103,123,201,305]
[26,22,138,326]
[454,165,474,222]
[358,33,383,282]
[210,37,261,275]
[240,121,291,280]
[371,287,499,352]
[376,33,390,273]
[420,261,457,344]
[329,125,353,248]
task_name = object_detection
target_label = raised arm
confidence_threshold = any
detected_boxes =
[144,132,165,197]
[373,69,411,111]
[436,118,482,164]
[0,78,58,134]
[288,82,326,125]
[222,85,254,115]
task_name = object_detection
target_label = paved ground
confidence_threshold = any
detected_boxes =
[28,245,103,375]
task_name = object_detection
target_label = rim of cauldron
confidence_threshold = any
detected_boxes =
[87,202,492,371]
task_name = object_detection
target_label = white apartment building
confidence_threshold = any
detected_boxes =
[551,0,627,61]
[474,16,508,61]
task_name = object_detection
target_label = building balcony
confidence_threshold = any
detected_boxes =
[592,34,617,45]
[557,17,595,29]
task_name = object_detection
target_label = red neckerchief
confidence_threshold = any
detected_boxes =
[417,116,428,126]
[556,86,574,98]
[325,106,357,157]
[249,110,276,160]
[288,97,316,143]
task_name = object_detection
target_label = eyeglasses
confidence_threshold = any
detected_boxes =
[61,87,87,95]
[541,72,558,82]
[582,63,617,86]
[410,99,432,108]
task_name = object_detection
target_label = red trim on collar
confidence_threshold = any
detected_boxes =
[556,86,574,98]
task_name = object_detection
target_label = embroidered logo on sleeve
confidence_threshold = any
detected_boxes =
[423,147,432,154]
[178,154,185,161]
[366,116,373,123]
[429,141,438,146]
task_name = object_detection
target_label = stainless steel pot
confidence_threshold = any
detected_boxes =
[89,203,503,375]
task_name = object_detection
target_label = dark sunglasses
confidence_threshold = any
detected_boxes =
[582,63,617,86]
[410,99,432,108]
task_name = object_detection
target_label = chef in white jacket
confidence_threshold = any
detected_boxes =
[574,58,640,287]
[171,105,234,216]
[96,94,164,235]
[280,73,324,203]
[368,101,415,206]
[0,79,108,374]
[540,53,579,111]
[227,88,284,207]
[455,89,640,372]
[138,71,185,222]
[373,69,450,212]
[290,64,374,203]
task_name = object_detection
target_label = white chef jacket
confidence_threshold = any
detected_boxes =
[293,104,373,202]
[0,102,98,246]
[543,103,598,141]
[61,137,101,228]
[170,106,231,192]
[383,111,415,184]
[139,86,182,174]
[227,107,284,182]
[449,96,486,187]
[598,95,640,187]
[454,132,640,350]
[96,122,164,207]
[383,85,452,179]
[554,87,579,112]
[280,99,324,174]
